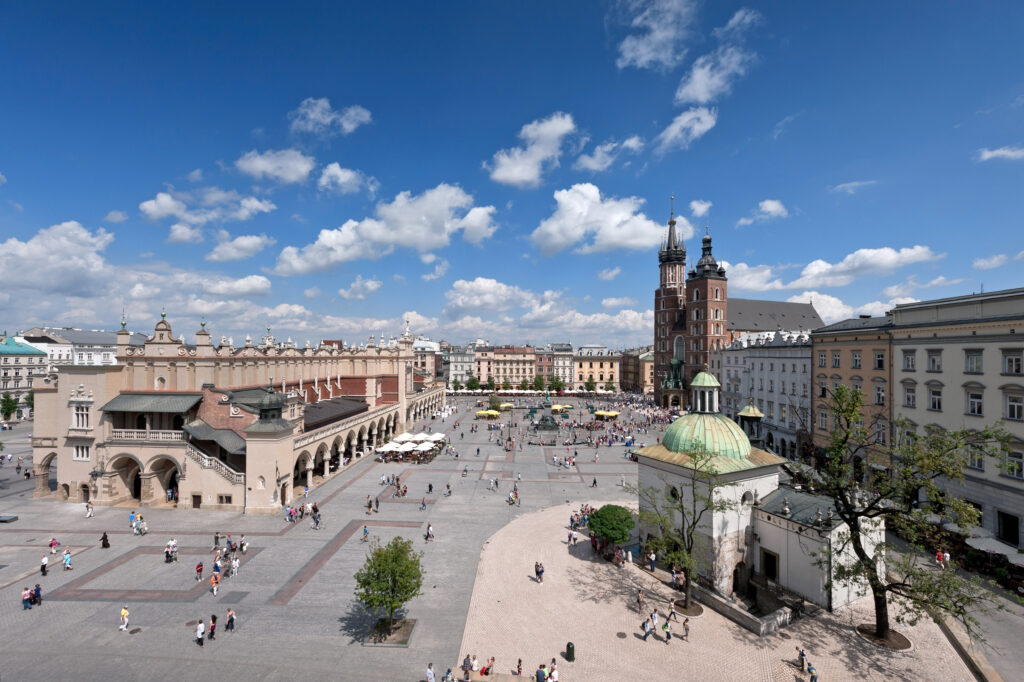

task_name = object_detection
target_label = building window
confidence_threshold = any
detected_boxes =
[217,495,233,505]
[768,380,774,392]
[874,384,885,406]
[1003,350,1023,376]
[780,404,787,421]
[927,351,942,372]
[74,405,89,429]
[874,420,887,445]
[818,379,827,398]
[1007,452,1024,480]
[714,288,720,300]
[73,445,90,461]
[965,350,983,374]
[832,352,840,368]
[967,446,984,471]
[818,351,826,368]
[874,352,885,370]
[904,386,916,408]
[1007,394,1024,421]
[929,388,942,411]
[851,351,861,369]
[967,391,984,417]
[818,408,828,430]
[902,350,916,371]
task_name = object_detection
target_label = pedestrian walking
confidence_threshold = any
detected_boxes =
[40,555,48,576]
[208,614,217,640]
[195,619,205,646]
[225,608,236,633]
[808,662,818,682]
[426,663,436,682]
[642,618,652,641]
[33,584,42,607]
[211,573,220,596]
[119,605,129,631]
[85,501,94,517]
[668,602,678,621]
[796,647,806,671]
[591,477,597,487]
[375,497,380,513]
[212,532,221,551]
[100,532,110,548]
[538,562,544,584]
[943,550,951,569]
[637,589,645,613]
[231,557,240,576]
[195,561,204,582]
[683,617,690,641]
[650,609,658,630]
[664,620,672,643]
[22,586,33,610]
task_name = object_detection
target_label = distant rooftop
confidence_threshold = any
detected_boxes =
[727,299,824,332]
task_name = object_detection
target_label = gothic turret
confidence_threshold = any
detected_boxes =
[658,204,687,265]
[689,227,726,280]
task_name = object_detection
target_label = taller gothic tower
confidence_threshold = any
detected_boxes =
[653,204,687,407]
[684,228,728,382]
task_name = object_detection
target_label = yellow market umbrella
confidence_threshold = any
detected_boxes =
[499,403,514,409]
[476,410,489,415]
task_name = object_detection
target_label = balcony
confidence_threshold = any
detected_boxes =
[108,429,185,443]
[67,426,94,439]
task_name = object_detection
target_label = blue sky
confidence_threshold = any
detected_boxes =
[1,2,1022,347]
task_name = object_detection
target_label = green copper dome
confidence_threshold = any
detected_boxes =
[662,412,751,460]
[689,371,721,388]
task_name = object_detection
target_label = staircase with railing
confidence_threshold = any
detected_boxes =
[184,443,245,485]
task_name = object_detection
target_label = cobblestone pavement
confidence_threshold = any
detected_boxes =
[0,399,648,681]
[458,503,974,682]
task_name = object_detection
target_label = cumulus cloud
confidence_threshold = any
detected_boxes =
[318,162,379,196]
[602,296,637,309]
[338,275,383,300]
[303,286,322,299]
[235,148,315,184]
[655,107,717,154]
[444,277,536,317]
[674,45,754,106]
[786,291,915,325]
[598,266,622,281]
[167,223,203,243]
[205,275,272,297]
[829,180,877,194]
[615,0,698,70]
[187,168,203,182]
[104,210,128,223]
[140,187,275,227]
[531,183,685,256]
[736,199,788,226]
[206,230,276,262]
[712,7,762,40]
[273,184,497,275]
[689,199,711,217]
[973,254,1009,270]
[288,97,372,136]
[0,221,113,296]
[574,136,644,172]
[422,259,450,281]
[976,146,1024,162]
[0,171,6,184]
[880,275,966,299]
[486,112,576,188]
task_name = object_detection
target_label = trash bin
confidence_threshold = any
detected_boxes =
[566,641,575,662]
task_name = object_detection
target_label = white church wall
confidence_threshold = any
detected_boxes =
[754,511,830,607]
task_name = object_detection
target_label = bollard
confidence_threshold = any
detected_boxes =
[566,641,575,662]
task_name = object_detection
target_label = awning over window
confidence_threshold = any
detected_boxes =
[183,419,246,455]
[99,393,202,413]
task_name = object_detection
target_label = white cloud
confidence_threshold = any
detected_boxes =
[167,223,203,243]
[531,183,686,256]
[602,296,637,309]
[421,259,450,281]
[288,97,372,136]
[338,275,383,300]
[655,107,717,154]
[1017,250,1024,261]
[674,45,754,106]
[444,277,536,317]
[140,192,189,221]
[486,112,576,188]
[104,210,128,223]
[976,146,1024,162]
[973,254,1009,270]
[689,199,711,217]
[318,162,378,196]
[206,231,276,262]
[8,200,23,212]
[205,275,272,297]
[772,112,801,140]
[574,135,644,172]
[598,266,622,281]
[0,171,6,184]
[187,168,203,182]
[273,183,497,275]
[737,199,789,226]
[140,187,275,226]
[235,149,315,184]
[880,275,966,299]
[230,196,276,221]
[711,7,762,40]
[0,221,113,295]
[829,180,878,194]
[720,262,786,291]
[303,286,322,299]
[616,0,698,70]
[786,291,915,325]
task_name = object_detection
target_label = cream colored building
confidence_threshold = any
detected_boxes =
[32,316,445,513]
[891,289,1024,548]
[573,344,620,392]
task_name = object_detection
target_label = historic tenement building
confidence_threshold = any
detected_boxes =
[31,315,444,513]
[653,209,822,408]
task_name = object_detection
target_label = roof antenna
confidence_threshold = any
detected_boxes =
[670,193,675,220]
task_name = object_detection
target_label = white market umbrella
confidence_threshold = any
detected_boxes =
[429,432,446,442]
[398,442,418,452]
[379,442,400,452]
[393,432,415,442]
[415,442,434,452]
[410,432,431,442]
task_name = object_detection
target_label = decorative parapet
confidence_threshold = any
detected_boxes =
[185,443,244,485]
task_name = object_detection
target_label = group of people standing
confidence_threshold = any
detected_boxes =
[194,608,237,646]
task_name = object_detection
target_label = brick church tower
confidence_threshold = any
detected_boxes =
[684,228,728,381]
[653,204,687,408]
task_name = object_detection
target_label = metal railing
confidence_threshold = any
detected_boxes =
[109,429,184,442]
[185,444,245,485]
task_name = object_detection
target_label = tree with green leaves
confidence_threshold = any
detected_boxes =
[533,375,545,391]
[353,536,425,635]
[603,381,616,392]
[25,390,34,411]
[487,394,502,412]
[485,377,496,391]
[584,377,597,392]
[814,384,1008,641]
[631,444,736,609]
[450,378,463,391]
[0,393,17,421]
[517,378,530,391]
[466,375,480,390]
[548,376,564,392]
[588,504,635,545]
[501,378,512,390]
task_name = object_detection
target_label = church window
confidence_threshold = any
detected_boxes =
[693,290,700,301]
[715,288,720,300]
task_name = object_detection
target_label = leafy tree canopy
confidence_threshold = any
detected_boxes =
[588,504,636,545]
[353,536,425,633]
